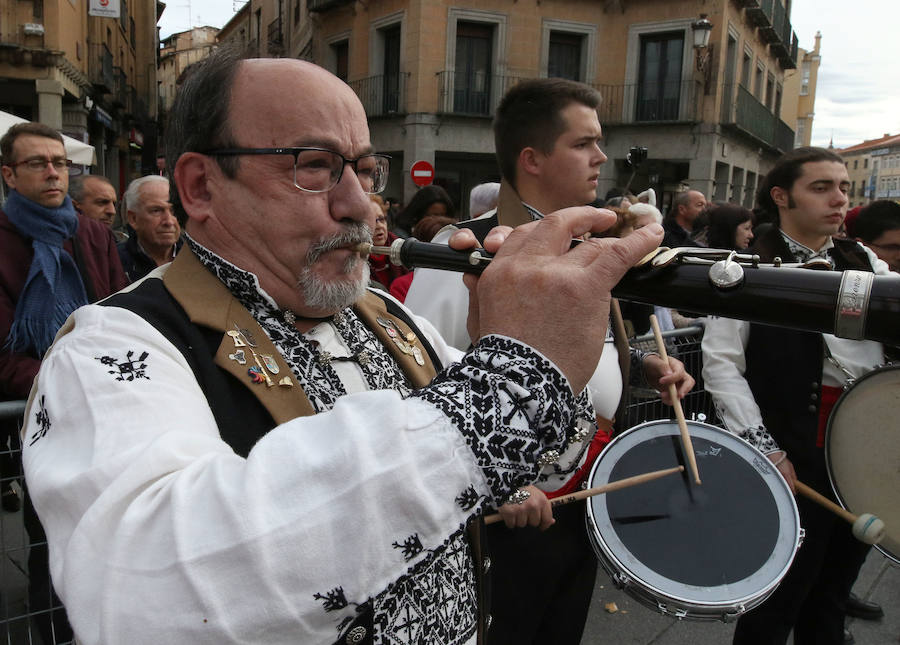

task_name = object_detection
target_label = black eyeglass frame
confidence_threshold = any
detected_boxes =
[201,146,391,195]
[4,157,81,176]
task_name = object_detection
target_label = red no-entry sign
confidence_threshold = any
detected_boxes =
[410,160,435,186]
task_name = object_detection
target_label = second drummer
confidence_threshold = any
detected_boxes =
[702,146,891,645]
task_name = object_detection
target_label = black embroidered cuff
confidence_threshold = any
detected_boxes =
[740,425,780,453]
[415,334,577,504]
[629,348,657,388]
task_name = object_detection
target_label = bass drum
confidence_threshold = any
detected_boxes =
[586,420,802,622]
[826,364,900,564]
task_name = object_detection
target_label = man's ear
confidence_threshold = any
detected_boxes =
[770,185,790,209]
[1,165,16,189]
[173,152,214,224]
[126,208,137,229]
[518,146,542,178]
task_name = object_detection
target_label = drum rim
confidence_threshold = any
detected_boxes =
[586,419,802,614]
[825,364,900,565]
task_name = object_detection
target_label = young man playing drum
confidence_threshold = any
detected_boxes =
[702,147,891,645]
[405,78,695,643]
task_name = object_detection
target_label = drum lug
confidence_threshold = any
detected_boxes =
[657,602,688,620]
[612,572,631,589]
[798,527,806,547]
[722,606,745,623]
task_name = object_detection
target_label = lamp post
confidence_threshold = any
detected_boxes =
[692,14,714,95]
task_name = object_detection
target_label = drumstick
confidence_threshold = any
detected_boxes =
[649,314,701,485]
[794,480,885,545]
[483,465,684,525]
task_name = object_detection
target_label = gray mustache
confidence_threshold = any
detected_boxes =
[306,223,372,264]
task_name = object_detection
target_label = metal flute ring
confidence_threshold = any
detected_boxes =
[507,489,531,505]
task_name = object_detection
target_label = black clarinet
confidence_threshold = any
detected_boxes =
[357,238,900,346]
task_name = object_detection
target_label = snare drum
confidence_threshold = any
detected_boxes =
[826,364,900,564]
[586,420,802,622]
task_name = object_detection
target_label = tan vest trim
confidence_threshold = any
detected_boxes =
[495,179,535,230]
[354,291,438,388]
[164,249,438,424]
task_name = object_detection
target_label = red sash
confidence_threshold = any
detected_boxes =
[817,385,843,448]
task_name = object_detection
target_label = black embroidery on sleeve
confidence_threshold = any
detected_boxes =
[95,350,150,382]
[30,395,51,446]
[455,486,481,511]
[392,533,424,562]
[313,586,349,612]
[415,336,577,504]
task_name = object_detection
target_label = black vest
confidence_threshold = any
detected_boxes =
[743,229,874,486]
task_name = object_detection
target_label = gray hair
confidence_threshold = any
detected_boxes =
[165,44,244,225]
[125,175,169,212]
[69,174,114,202]
[469,182,500,217]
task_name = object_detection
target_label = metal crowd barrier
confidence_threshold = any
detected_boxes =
[2,400,72,645]
[621,324,721,431]
[0,326,716,644]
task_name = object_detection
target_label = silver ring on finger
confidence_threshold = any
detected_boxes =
[507,489,531,505]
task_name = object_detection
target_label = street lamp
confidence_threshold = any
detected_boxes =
[692,14,714,94]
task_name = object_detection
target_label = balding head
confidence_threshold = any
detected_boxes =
[167,48,377,319]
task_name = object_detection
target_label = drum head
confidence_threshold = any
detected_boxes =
[587,420,800,618]
[827,365,900,564]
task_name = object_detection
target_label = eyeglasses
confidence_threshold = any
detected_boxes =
[5,157,81,176]
[202,147,390,195]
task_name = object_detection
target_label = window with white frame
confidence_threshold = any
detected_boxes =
[368,14,405,116]
[540,19,597,84]
[795,118,806,147]
[624,19,694,123]
[326,35,350,82]
[444,9,507,115]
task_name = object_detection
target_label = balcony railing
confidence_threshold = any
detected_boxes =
[89,43,115,93]
[308,0,354,12]
[746,0,773,27]
[776,30,799,69]
[112,66,127,107]
[721,84,794,153]
[348,73,409,117]
[594,81,701,125]
[267,16,283,54]
[774,118,794,153]
[760,0,783,43]
[436,71,523,116]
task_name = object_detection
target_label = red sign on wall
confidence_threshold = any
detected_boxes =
[410,160,435,187]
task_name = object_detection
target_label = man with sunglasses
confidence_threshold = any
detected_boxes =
[1,121,126,643]
[21,48,664,645]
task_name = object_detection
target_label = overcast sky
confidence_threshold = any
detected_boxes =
[157,0,899,150]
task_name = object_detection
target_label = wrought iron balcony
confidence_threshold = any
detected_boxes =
[436,71,523,116]
[308,0,354,12]
[112,67,127,107]
[721,84,794,153]
[593,81,702,125]
[775,30,799,70]
[760,0,784,43]
[267,16,284,54]
[89,43,115,93]
[347,73,409,117]
[746,0,774,28]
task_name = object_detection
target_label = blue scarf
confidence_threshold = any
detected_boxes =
[4,190,89,356]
